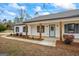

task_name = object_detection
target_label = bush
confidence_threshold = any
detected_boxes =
[0,24,7,32]
[16,33,19,36]
[63,34,74,44]
[20,33,22,36]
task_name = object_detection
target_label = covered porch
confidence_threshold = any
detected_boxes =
[25,21,60,40]
[24,17,79,41]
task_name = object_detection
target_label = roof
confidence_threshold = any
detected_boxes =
[24,9,79,23]
[13,23,25,26]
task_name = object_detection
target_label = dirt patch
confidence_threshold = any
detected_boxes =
[0,37,79,56]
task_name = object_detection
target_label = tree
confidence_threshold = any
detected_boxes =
[6,20,13,30]
[0,9,4,15]
[19,7,25,23]
[3,19,7,23]
[34,11,39,17]
[0,24,7,32]
[13,6,32,23]
[13,17,19,24]
[26,13,32,19]
[0,19,1,23]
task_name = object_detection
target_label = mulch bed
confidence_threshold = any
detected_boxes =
[8,34,43,41]
[56,40,79,53]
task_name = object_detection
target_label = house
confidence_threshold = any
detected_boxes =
[13,9,79,41]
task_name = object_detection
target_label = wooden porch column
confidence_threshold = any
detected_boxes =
[25,24,28,38]
[60,21,63,41]
[39,24,42,39]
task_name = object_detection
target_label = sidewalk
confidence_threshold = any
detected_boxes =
[0,34,56,47]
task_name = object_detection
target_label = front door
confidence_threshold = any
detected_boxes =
[49,25,55,37]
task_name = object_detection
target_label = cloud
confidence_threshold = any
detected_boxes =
[52,3,76,10]
[41,12,50,15]
[5,10,16,16]
[9,3,20,9]
[34,6,42,12]
[8,3,26,10]
[35,12,50,17]
[20,6,26,10]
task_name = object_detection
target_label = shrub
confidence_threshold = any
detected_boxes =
[20,33,22,36]
[10,33,12,36]
[63,34,74,44]
[16,33,19,36]
[0,24,7,32]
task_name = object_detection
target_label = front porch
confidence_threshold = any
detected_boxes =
[13,17,79,47]
[24,21,60,40]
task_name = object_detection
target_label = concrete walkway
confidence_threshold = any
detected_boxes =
[0,33,56,47]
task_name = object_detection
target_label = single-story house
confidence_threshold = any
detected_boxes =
[13,9,79,41]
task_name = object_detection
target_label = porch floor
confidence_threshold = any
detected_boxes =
[37,37,56,46]
[0,34,56,47]
[74,39,79,42]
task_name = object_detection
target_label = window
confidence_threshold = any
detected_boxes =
[23,27,26,32]
[37,25,45,33]
[16,27,19,32]
[51,26,54,31]
[23,26,28,32]
[37,26,40,32]
[64,23,79,33]
[41,26,45,33]
[75,24,79,33]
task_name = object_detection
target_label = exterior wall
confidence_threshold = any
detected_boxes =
[14,25,26,35]
[27,23,60,38]
[55,23,60,38]
[28,24,50,37]
[14,23,60,38]
[14,17,79,39]
[63,21,79,39]
[28,24,39,36]
[26,17,79,39]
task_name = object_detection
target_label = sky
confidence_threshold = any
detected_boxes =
[0,3,79,21]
